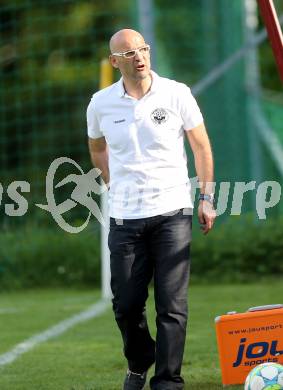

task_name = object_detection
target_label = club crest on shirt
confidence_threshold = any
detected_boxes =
[150,108,169,125]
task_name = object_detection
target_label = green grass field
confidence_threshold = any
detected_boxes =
[0,281,282,389]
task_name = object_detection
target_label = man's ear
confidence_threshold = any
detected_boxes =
[109,55,119,69]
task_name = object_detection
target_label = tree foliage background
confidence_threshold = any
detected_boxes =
[0,0,132,182]
[0,0,281,183]
[0,1,282,287]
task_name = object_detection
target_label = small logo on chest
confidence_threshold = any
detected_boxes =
[150,108,169,124]
[114,119,126,124]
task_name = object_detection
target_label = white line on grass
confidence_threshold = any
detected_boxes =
[0,298,110,367]
[0,308,23,314]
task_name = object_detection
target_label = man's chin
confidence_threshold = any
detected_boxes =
[134,70,150,80]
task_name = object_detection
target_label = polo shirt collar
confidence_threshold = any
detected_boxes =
[117,70,160,97]
[117,77,126,97]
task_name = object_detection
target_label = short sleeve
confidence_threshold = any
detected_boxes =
[180,85,204,131]
[86,99,103,139]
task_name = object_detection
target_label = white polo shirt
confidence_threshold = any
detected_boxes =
[87,71,203,219]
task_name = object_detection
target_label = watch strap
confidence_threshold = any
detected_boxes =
[199,193,214,204]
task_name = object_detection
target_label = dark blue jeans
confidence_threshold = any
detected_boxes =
[108,209,192,390]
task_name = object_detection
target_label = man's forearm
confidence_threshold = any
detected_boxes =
[194,146,214,194]
[186,123,214,195]
[91,150,110,186]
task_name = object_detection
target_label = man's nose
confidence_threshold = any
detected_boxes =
[134,49,143,60]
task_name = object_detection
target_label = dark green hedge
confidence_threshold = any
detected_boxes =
[0,215,282,290]
[191,215,283,282]
[0,222,100,290]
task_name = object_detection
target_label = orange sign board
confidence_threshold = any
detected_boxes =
[215,304,283,385]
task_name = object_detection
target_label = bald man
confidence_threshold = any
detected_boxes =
[87,29,215,390]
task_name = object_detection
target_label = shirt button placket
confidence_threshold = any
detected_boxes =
[135,102,143,121]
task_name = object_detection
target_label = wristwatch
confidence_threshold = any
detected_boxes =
[199,193,214,205]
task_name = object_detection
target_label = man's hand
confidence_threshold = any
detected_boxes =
[198,200,216,234]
